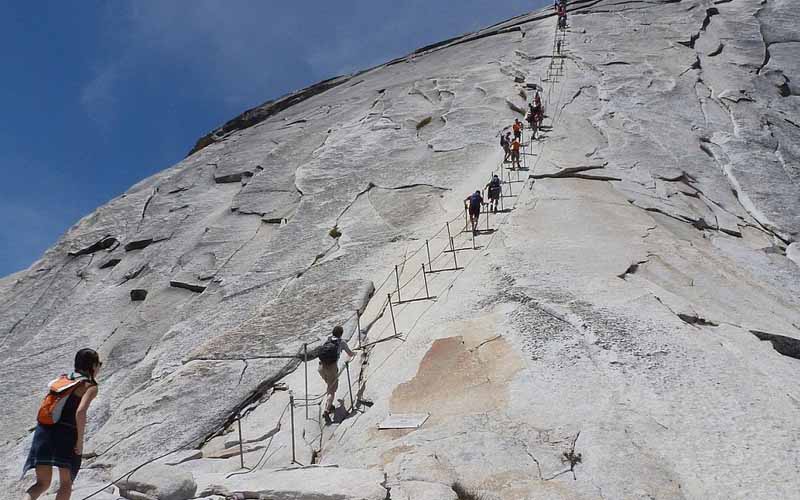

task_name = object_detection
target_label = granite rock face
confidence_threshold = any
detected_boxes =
[3,0,799,498]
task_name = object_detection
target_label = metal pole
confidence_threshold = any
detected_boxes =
[508,171,514,197]
[289,393,296,464]
[357,312,362,349]
[422,264,430,298]
[450,236,459,269]
[464,207,469,232]
[395,265,401,303]
[318,402,323,450]
[345,362,354,410]
[237,413,244,469]
[472,229,476,249]
[486,207,490,230]
[387,293,398,335]
[303,344,309,420]
[446,222,453,243]
[426,240,432,271]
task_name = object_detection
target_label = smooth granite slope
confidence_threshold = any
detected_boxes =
[2,0,798,498]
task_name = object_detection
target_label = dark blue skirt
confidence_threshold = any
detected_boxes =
[22,423,81,480]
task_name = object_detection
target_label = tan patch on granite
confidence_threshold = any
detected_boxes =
[390,316,524,422]
[380,444,415,465]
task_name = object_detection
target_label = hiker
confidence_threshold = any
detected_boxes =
[486,174,502,213]
[511,137,521,170]
[318,325,354,425]
[464,190,486,234]
[513,119,523,142]
[500,132,510,163]
[503,132,512,162]
[21,349,101,500]
[558,6,568,29]
[531,100,543,138]
[527,104,538,140]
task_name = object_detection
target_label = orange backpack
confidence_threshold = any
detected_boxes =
[37,374,88,425]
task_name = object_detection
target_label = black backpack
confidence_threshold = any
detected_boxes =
[318,338,340,364]
[490,177,501,189]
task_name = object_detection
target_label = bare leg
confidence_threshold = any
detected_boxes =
[54,468,72,500]
[23,466,52,500]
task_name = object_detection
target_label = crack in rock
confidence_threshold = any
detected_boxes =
[677,313,719,327]
[169,280,207,293]
[119,264,148,286]
[618,258,650,280]
[99,258,122,269]
[140,187,158,223]
[68,236,118,257]
[751,330,800,360]
[124,237,167,252]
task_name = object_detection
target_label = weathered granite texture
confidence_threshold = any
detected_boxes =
[3,0,798,498]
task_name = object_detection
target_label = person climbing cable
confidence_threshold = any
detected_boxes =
[21,349,101,500]
[525,110,534,132]
[503,132,512,163]
[486,174,502,213]
[557,5,568,29]
[464,190,486,234]
[513,118,523,143]
[317,325,354,425]
[526,102,538,138]
[510,137,521,170]
[500,132,511,163]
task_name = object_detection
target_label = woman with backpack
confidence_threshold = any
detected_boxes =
[21,348,101,500]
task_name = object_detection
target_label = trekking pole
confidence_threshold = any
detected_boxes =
[303,344,309,420]
[346,362,354,411]
[289,393,297,464]
[395,265,401,303]
[422,264,431,298]
[388,293,398,335]
[237,413,245,469]
[426,240,432,271]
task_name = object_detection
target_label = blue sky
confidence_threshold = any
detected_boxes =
[0,0,540,277]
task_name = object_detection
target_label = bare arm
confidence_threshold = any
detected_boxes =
[74,385,98,456]
[342,341,354,357]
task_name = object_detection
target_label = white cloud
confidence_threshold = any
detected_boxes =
[81,63,120,128]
